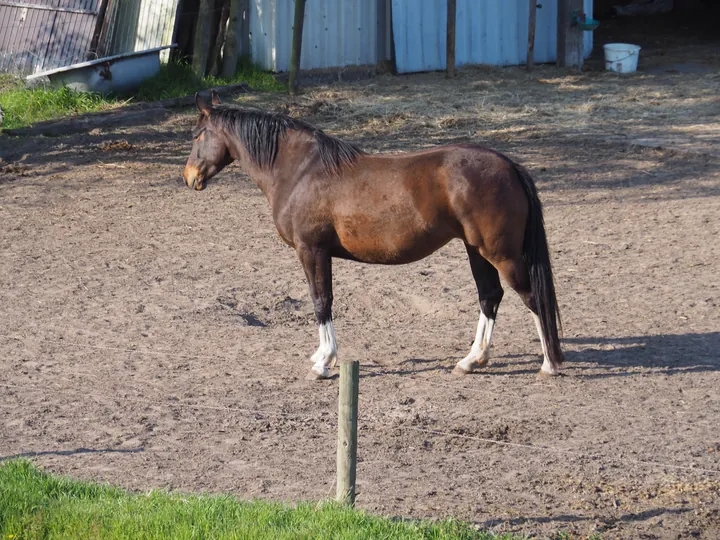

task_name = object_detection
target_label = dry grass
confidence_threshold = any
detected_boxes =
[230,62,719,159]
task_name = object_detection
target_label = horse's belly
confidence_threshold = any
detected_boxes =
[334,215,453,264]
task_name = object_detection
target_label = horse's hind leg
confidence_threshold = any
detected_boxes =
[453,244,504,376]
[494,258,560,375]
[297,244,336,380]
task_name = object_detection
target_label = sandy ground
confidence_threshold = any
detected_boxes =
[1,46,719,538]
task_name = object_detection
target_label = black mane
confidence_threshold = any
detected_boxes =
[209,106,365,174]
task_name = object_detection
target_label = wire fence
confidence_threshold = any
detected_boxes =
[0,0,188,76]
[2,334,719,478]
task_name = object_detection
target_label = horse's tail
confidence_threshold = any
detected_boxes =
[514,163,564,371]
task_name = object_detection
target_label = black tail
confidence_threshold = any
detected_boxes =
[514,164,564,370]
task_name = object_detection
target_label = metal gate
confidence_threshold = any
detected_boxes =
[0,0,103,76]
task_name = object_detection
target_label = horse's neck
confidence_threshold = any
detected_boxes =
[233,129,315,205]
[225,138,275,199]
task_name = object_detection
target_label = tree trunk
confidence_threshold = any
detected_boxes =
[210,0,231,77]
[288,0,307,96]
[222,0,245,78]
[192,0,214,77]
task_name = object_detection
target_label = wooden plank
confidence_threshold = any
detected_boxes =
[446,0,456,78]
[87,0,109,59]
[336,360,359,506]
[526,0,537,71]
[557,0,584,70]
[94,0,116,58]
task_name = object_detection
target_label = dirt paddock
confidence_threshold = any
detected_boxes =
[1,49,719,538]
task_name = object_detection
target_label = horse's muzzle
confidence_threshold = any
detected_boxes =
[183,165,205,191]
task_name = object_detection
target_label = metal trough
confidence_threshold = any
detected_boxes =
[25,45,177,95]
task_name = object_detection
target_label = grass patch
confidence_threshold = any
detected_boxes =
[0,60,284,130]
[136,59,286,102]
[0,85,118,130]
[0,460,508,539]
[0,73,20,93]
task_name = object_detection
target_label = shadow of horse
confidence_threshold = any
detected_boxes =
[476,506,692,532]
[359,354,543,378]
[356,332,720,378]
[564,332,720,378]
[1,447,144,462]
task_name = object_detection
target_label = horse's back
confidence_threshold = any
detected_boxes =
[319,145,526,264]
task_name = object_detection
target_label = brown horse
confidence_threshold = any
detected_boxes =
[184,91,564,379]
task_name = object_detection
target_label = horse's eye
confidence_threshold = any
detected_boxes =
[192,127,206,140]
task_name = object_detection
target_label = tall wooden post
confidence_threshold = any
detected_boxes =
[289,0,307,96]
[337,360,359,506]
[557,0,584,71]
[446,0,456,78]
[526,0,537,70]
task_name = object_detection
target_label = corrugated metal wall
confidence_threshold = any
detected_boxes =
[250,0,385,72]
[100,0,178,59]
[0,0,101,75]
[392,0,594,73]
[0,0,178,75]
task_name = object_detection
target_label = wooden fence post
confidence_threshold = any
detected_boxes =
[526,0,537,71]
[337,359,359,506]
[289,0,307,96]
[446,0,456,78]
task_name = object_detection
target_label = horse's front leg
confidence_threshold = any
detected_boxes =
[297,244,336,379]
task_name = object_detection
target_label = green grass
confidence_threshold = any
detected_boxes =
[0,73,20,93]
[0,460,508,539]
[136,59,286,101]
[0,60,285,130]
[0,84,116,130]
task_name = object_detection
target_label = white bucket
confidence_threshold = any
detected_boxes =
[603,43,641,73]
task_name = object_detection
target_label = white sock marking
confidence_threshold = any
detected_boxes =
[310,320,337,377]
[534,313,558,374]
[457,312,495,371]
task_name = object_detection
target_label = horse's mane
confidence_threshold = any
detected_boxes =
[209,106,365,175]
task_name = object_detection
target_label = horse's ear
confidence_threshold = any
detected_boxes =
[210,89,222,105]
[195,92,211,116]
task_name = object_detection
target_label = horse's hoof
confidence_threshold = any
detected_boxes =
[307,366,330,380]
[537,369,560,378]
[452,365,472,377]
[452,357,488,376]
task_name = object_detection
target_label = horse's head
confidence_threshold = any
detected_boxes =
[183,91,233,190]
